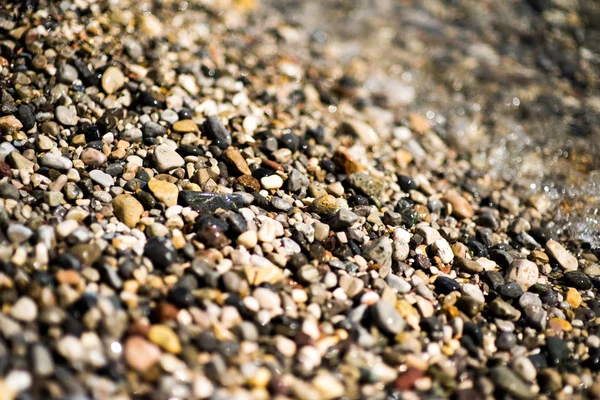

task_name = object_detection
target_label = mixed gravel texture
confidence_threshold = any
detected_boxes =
[0,0,599,399]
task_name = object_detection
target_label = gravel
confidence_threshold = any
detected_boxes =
[0,0,598,399]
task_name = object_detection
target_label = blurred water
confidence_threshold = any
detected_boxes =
[263,0,600,248]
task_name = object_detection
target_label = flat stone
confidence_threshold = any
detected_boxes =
[172,119,199,133]
[40,153,73,170]
[0,115,23,131]
[101,66,125,94]
[545,240,578,271]
[223,148,251,175]
[454,257,483,274]
[153,144,185,172]
[112,194,144,228]
[89,170,114,187]
[148,179,178,207]
[505,259,539,290]
[179,191,245,212]
[124,336,161,372]
[432,238,454,263]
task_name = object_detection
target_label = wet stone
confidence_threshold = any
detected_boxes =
[179,191,245,212]
[563,270,592,290]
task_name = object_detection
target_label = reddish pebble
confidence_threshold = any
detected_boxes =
[394,368,424,391]
[124,336,161,372]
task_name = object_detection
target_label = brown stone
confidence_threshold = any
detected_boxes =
[223,148,251,175]
[394,368,424,390]
[112,194,145,228]
[237,174,261,192]
[172,119,199,133]
[444,191,474,219]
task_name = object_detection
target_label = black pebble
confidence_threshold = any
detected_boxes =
[563,270,592,290]
[434,276,460,295]
[17,104,35,131]
[498,282,523,299]
[144,236,177,270]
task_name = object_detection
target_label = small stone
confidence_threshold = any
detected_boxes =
[223,148,251,175]
[454,257,483,274]
[55,106,76,126]
[432,239,454,263]
[0,183,19,200]
[258,218,279,243]
[7,224,32,244]
[288,169,310,192]
[89,170,114,187]
[124,336,161,372]
[80,148,107,166]
[179,191,245,212]
[9,151,34,171]
[339,119,380,146]
[261,174,284,190]
[312,370,345,400]
[44,191,64,207]
[40,153,73,170]
[490,366,534,399]
[362,236,392,268]
[0,115,23,131]
[173,119,199,133]
[202,116,232,149]
[236,175,261,192]
[237,230,258,248]
[563,270,592,290]
[10,297,37,322]
[102,66,125,94]
[112,194,144,228]
[444,191,474,219]
[153,144,185,172]
[505,259,539,290]
[545,240,578,271]
[58,63,78,84]
[311,194,339,215]
[565,287,582,308]
[372,300,405,335]
[148,179,178,207]
[32,344,54,377]
[148,325,181,354]
[143,121,168,137]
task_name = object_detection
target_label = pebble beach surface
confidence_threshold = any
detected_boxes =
[0,0,599,399]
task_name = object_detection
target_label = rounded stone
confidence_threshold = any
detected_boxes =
[102,66,125,94]
[148,179,179,207]
[505,259,539,290]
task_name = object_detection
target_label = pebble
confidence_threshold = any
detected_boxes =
[237,230,258,248]
[10,297,37,322]
[202,116,232,149]
[125,336,162,372]
[490,366,534,398]
[153,144,185,172]
[546,240,578,271]
[563,270,592,290]
[260,174,283,190]
[112,194,144,228]
[339,119,380,146]
[102,66,126,94]
[40,153,73,170]
[454,257,483,274]
[55,105,76,126]
[444,191,474,219]
[148,179,179,207]
[372,300,405,335]
[89,170,114,187]
[80,148,107,166]
[148,325,182,354]
[506,259,539,290]
[311,194,339,215]
[362,236,392,268]
[223,148,251,175]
